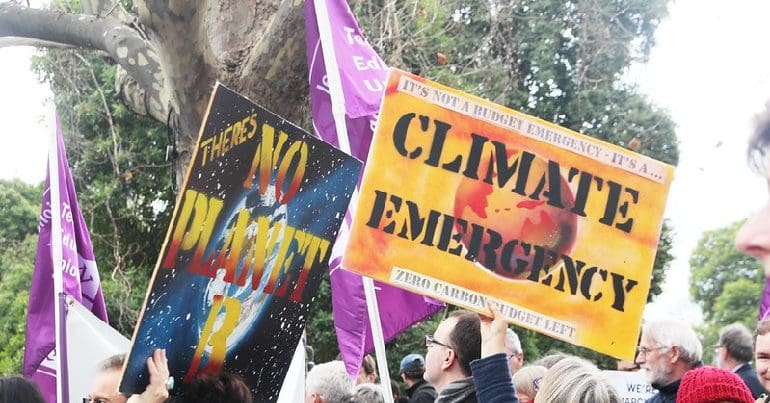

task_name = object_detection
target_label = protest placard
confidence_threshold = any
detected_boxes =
[343,69,674,359]
[602,370,656,402]
[120,83,361,400]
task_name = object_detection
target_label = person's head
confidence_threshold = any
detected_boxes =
[168,372,252,403]
[356,355,377,385]
[534,357,619,403]
[512,365,545,403]
[676,366,754,403]
[736,104,770,277]
[635,318,703,389]
[352,383,384,403]
[0,376,45,403]
[399,353,426,385]
[89,354,129,403]
[531,351,570,369]
[504,328,525,375]
[424,310,481,392]
[715,323,754,369]
[306,361,353,403]
[754,320,770,391]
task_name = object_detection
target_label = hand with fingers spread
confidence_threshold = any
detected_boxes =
[127,349,171,403]
[480,301,508,358]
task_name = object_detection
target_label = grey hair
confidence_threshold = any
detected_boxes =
[719,323,754,363]
[642,318,703,365]
[513,365,546,399]
[749,102,770,174]
[535,357,620,403]
[99,354,126,372]
[352,383,385,403]
[505,328,522,354]
[306,361,353,402]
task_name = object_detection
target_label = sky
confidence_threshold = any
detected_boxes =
[1,0,770,325]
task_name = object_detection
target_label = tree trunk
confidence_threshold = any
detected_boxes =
[0,0,309,187]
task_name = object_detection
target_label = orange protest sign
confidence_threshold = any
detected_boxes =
[343,69,674,360]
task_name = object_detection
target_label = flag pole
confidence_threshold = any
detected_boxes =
[48,112,69,403]
[313,1,394,401]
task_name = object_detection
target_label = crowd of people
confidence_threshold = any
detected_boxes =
[3,66,770,403]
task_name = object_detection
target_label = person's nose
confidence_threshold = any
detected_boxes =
[735,201,770,276]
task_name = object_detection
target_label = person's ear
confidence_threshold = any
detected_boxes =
[668,345,683,364]
[441,348,455,370]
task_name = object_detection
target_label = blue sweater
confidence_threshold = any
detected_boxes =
[469,353,519,403]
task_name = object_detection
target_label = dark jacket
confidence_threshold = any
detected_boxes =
[469,353,518,403]
[435,377,477,403]
[406,379,437,403]
[646,379,680,403]
[736,363,768,399]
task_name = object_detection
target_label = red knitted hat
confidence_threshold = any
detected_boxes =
[676,366,754,403]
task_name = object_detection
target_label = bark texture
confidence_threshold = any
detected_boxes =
[0,0,309,185]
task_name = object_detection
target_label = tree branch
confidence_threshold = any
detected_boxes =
[0,37,75,48]
[0,2,169,123]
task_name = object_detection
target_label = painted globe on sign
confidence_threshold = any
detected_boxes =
[200,184,287,353]
[453,149,578,280]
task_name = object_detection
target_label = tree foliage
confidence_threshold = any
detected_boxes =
[690,220,764,363]
[2,0,682,376]
[31,45,174,336]
[691,220,764,321]
[0,180,42,374]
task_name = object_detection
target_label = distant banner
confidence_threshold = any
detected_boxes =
[120,83,361,401]
[343,69,674,359]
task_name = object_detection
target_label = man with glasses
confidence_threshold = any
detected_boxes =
[504,329,524,376]
[424,309,481,403]
[635,318,703,403]
[714,323,766,398]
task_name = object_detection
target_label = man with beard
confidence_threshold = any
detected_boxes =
[635,318,703,403]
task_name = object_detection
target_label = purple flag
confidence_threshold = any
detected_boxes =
[24,116,109,402]
[760,278,770,321]
[306,0,443,378]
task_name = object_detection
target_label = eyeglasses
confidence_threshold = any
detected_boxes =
[635,345,670,356]
[425,334,453,349]
[713,344,725,352]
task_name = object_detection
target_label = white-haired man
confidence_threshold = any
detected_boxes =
[635,318,703,403]
[504,328,524,376]
[305,360,353,403]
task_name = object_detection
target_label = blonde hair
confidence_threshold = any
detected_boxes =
[512,365,546,400]
[535,357,619,403]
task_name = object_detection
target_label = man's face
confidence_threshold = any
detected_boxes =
[424,317,456,387]
[635,332,674,388]
[503,342,524,375]
[88,369,127,403]
[755,333,770,391]
[735,157,770,277]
